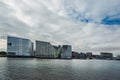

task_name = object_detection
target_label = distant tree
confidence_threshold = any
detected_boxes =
[0,51,7,56]
[57,53,61,59]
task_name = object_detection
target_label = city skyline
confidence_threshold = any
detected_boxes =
[0,0,120,56]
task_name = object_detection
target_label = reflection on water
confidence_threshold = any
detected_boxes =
[0,58,120,80]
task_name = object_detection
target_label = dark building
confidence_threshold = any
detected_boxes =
[72,51,80,59]
[92,54,101,59]
[100,52,113,60]
[86,52,92,59]
[116,55,120,60]
[79,52,87,59]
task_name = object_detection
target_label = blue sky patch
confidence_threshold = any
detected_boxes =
[101,15,120,25]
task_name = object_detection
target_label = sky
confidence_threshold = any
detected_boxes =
[0,0,120,56]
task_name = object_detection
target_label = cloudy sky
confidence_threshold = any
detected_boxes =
[0,0,120,56]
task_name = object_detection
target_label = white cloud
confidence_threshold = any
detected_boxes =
[0,0,120,56]
[63,0,120,23]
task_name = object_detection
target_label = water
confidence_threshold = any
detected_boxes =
[0,58,120,80]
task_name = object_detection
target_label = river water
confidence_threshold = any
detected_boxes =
[0,57,120,80]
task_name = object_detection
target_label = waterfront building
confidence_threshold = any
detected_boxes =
[72,51,80,59]
[100,52,113,60]
[61,45,72,59]
[79,52,87,59]
[7,36,33,56]
[52,45,62,58]
[35,40,60,58]
[92,54,101,59]
[116,55,120,60]
[86,52,92,59]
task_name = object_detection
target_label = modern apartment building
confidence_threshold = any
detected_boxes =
[7,36,33,56]
[35,40,60,58]
[61,45,72,59]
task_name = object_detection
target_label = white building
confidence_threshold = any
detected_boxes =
[7,36,33,56]
[35,40,59,58]
[61,45,72,59]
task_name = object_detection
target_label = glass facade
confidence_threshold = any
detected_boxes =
[7,36,33,56]
[35,40,59,58]
[61,45,72,59]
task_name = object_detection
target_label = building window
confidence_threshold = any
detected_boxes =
[8,43,12,46]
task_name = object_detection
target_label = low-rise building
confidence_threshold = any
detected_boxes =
[86,52,92,59]
[100,52,113,60]
[72,51,80,59]
[79,52,87,59]
[92,54,101,59]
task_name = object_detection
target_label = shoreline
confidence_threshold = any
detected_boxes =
[0,56,120,61]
